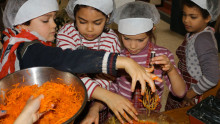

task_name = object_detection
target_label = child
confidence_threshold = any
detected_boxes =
[82,1,186,124]
[0,0,159,101]
[174,0,220,108]
[56,0,121,100]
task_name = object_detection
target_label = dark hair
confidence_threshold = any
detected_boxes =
[73,5,110,33]
[146,29,156,44]
[182,0,210,20]
[22,21,31,26]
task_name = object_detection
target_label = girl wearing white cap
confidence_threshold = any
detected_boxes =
[0,0,161,113]
[172,0,220,108]
[111,0,186,118]
[82,1,186,124]
[56,0,121,101]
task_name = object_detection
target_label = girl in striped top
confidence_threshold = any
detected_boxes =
[109,2,186,123]
[56,0,121,100]
[81,2,186,124]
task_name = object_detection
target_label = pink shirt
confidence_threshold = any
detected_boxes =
[110,41,179,111]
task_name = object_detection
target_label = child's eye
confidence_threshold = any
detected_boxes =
[42,20,49,23]
[79,21,86,24]
[191,16,197,19]
[138,39,144,42]
[124,37,130,40]
[94,21,102,25]
[94,22,101,25]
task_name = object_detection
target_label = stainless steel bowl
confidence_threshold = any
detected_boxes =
[0,67,88,124]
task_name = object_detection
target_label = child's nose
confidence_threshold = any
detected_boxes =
[87,23,94,32]
[183,16,189,23]
[51,20,56,29]
[130,41,137,49]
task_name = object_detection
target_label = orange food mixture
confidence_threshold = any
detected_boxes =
[125,120,157,124]
[0,81,83,124]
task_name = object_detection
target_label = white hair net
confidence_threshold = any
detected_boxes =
[3,0,27,28]
[113,1,160,25]
[191,0,220,21]
[3,0,59,28]
[65,0,116,23]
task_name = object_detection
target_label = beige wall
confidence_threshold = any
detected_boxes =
[114,0,135,8]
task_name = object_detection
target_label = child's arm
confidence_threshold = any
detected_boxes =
[151,54,186,97]
[92,87,139,124]
[79,75,113,100]
[21,43,161,94]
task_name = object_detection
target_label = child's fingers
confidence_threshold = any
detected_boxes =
[121,111,133,124]
[131,76,138,92]
[139,79,147,95]
[145,66,154,72]
[146,79,155,93]
[124,107,138,122]
[150,74,162,82]
[114,111,124,124]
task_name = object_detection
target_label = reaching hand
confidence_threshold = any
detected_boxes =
[14,94,45,124]
[80,102,101,124]
[116,56,162,95]
[104,91,139,124]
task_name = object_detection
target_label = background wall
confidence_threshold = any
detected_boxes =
[114,0,135,8]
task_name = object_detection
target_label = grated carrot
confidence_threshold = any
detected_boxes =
[0,81,83,124]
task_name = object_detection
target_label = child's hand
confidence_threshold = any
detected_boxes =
[151,55,174,73]
[80,103,100,124]
[181,89,197,107]
[116,56,162,95]
[14,94,44,124]
[105,92,139,124]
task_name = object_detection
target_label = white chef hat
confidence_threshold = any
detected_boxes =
[191,0,220,21]
[113,1,160,35]
[65,0,115,20]
[3,0,59,28]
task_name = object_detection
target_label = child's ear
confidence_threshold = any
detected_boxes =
[205,15,211,23]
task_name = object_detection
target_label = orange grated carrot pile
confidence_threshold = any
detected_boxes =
[0,81,83,124]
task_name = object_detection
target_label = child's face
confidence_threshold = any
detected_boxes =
[182,5,210,34]
[24,12,57,41]
[122,33,149,55]
[75,7,107,41]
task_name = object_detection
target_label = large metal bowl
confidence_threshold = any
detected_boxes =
[0,67,88,124]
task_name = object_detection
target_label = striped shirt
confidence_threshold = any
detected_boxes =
[56,23,121,99]
[110,41,179,111]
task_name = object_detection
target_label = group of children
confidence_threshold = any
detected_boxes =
[0,0,219,124]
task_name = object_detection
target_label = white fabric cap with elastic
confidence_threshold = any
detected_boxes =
[118,18,153,35]
[13,0,59,26]
[191,0,207,9]
[74,0,113,15]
